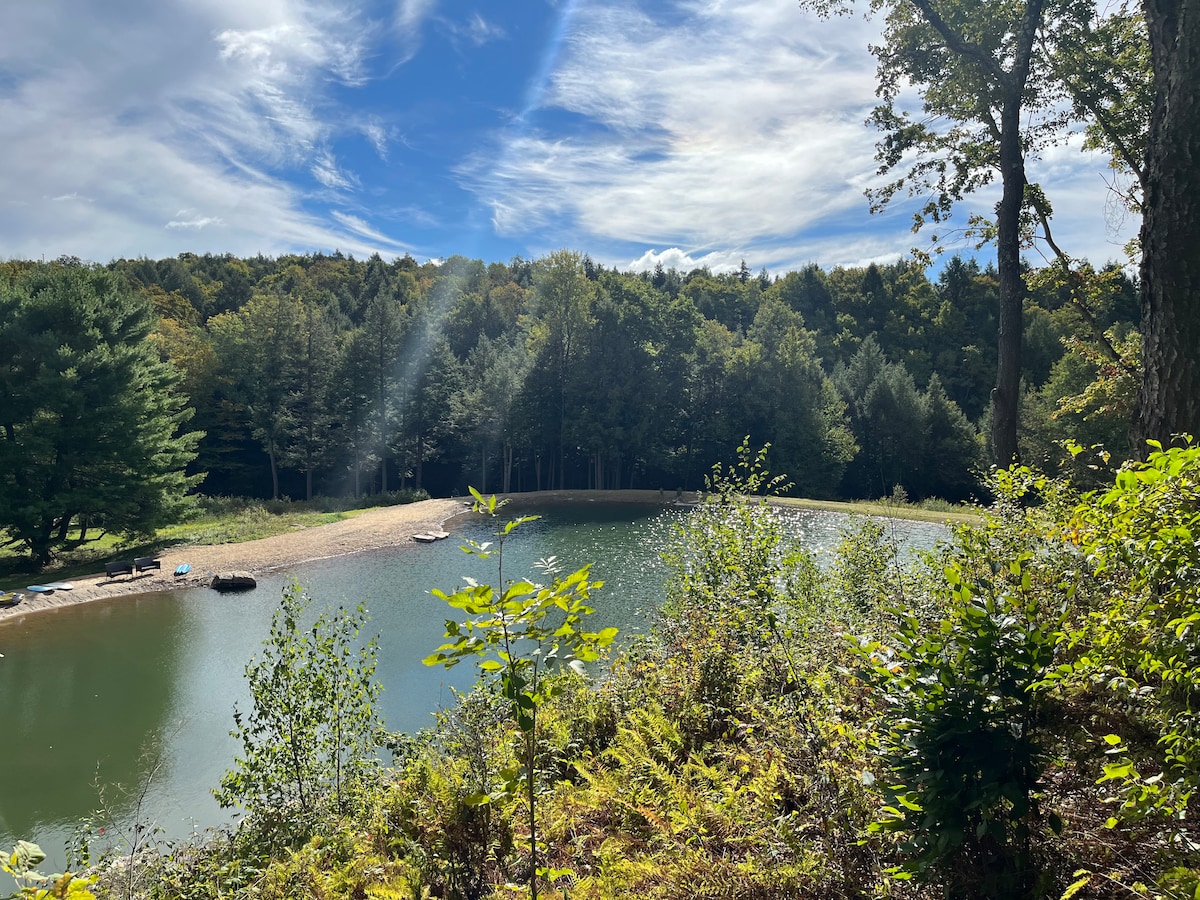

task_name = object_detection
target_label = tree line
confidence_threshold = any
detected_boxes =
[1,247,1139,560]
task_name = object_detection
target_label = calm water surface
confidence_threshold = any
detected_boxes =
[0,503,946,867]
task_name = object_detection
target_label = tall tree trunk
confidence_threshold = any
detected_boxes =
[990,57,1032,468]
[1135,0,1200,451]
[415,435,424,492]
[269,441,280,501]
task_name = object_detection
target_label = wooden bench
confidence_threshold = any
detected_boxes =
[134,556,161,573]
[105,560,135,578]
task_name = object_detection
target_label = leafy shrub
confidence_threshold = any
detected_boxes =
[1065,439,1200,825]
[854,536,1064,898]
[424,488,618,900]
[214,582,383,847]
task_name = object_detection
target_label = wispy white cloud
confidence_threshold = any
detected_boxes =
[464,0,886,262]
[361,119,390,159]
[443,12,506,48]
[392,0,438,62]
[0,0,1136,272]
[330,210,412,249]
[311,149,360,190]
[166,213,225,230]
[467,0,1134,272]
[0,0,421,262]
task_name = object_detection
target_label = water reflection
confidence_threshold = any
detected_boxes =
[0,502,947,869]
[0,595,182,838]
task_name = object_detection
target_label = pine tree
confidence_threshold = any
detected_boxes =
[0,263,203,566]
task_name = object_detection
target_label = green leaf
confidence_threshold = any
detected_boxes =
[9,840,47,875]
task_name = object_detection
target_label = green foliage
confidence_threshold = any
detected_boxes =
[424,487,618,899]
[0,263,203,567]
[828,518,904,616]
[1063,438,1200,823]
[215,582,383,844]
[56,247,1118,503]
[390,686,517,899]
[662,441,792,645]
[855,539,1064,896]
[834,338,981,500]
[2,842,95,900]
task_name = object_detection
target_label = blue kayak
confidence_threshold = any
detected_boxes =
[174,564,191,577]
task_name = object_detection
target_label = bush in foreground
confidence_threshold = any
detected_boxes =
[41,441,1200,899]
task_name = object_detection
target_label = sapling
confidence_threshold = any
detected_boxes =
[425,488,617,899]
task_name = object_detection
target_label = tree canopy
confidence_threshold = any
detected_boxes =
[0,263,203,566]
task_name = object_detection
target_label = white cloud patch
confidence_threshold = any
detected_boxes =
[392,0,438,62]
[330,210,412,249]
[166,213,225,230]
[443,12,506,47]
[466,0,1132,273]
[361,119,390,159]
[464,0,887,258]
[311,149,360,190]
[625,247,746,275]
[0,0,419,262]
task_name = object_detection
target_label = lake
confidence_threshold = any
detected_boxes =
[0,502,947,868]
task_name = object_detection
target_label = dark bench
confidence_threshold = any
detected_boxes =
[106,560,135,578]
[134,556,161,573]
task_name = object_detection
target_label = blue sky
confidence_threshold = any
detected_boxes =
[0,0,1137,274]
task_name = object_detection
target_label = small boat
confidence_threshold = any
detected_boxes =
[40,581,74,590]
[0,591,23,608]
[412,532,451,547]
[174,563,192,577]
[27,585,57,594]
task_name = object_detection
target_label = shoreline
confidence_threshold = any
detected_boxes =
[0,489,972,625]
[0,497,465,624]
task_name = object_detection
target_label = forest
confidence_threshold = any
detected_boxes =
[3,0,1200,893]
[0,248,1139,549]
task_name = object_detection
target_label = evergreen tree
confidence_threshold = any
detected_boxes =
[0,264,202,566]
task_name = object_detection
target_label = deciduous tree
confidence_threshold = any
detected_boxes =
[803,0,1061,466]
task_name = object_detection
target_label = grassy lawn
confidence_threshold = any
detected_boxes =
[766,494,981,525]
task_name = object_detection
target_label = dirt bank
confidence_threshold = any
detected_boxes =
[0,498,465,623]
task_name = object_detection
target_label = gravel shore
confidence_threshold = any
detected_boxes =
[0,497,465,623]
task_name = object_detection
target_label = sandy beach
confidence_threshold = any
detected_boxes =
[0,497,466,623]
